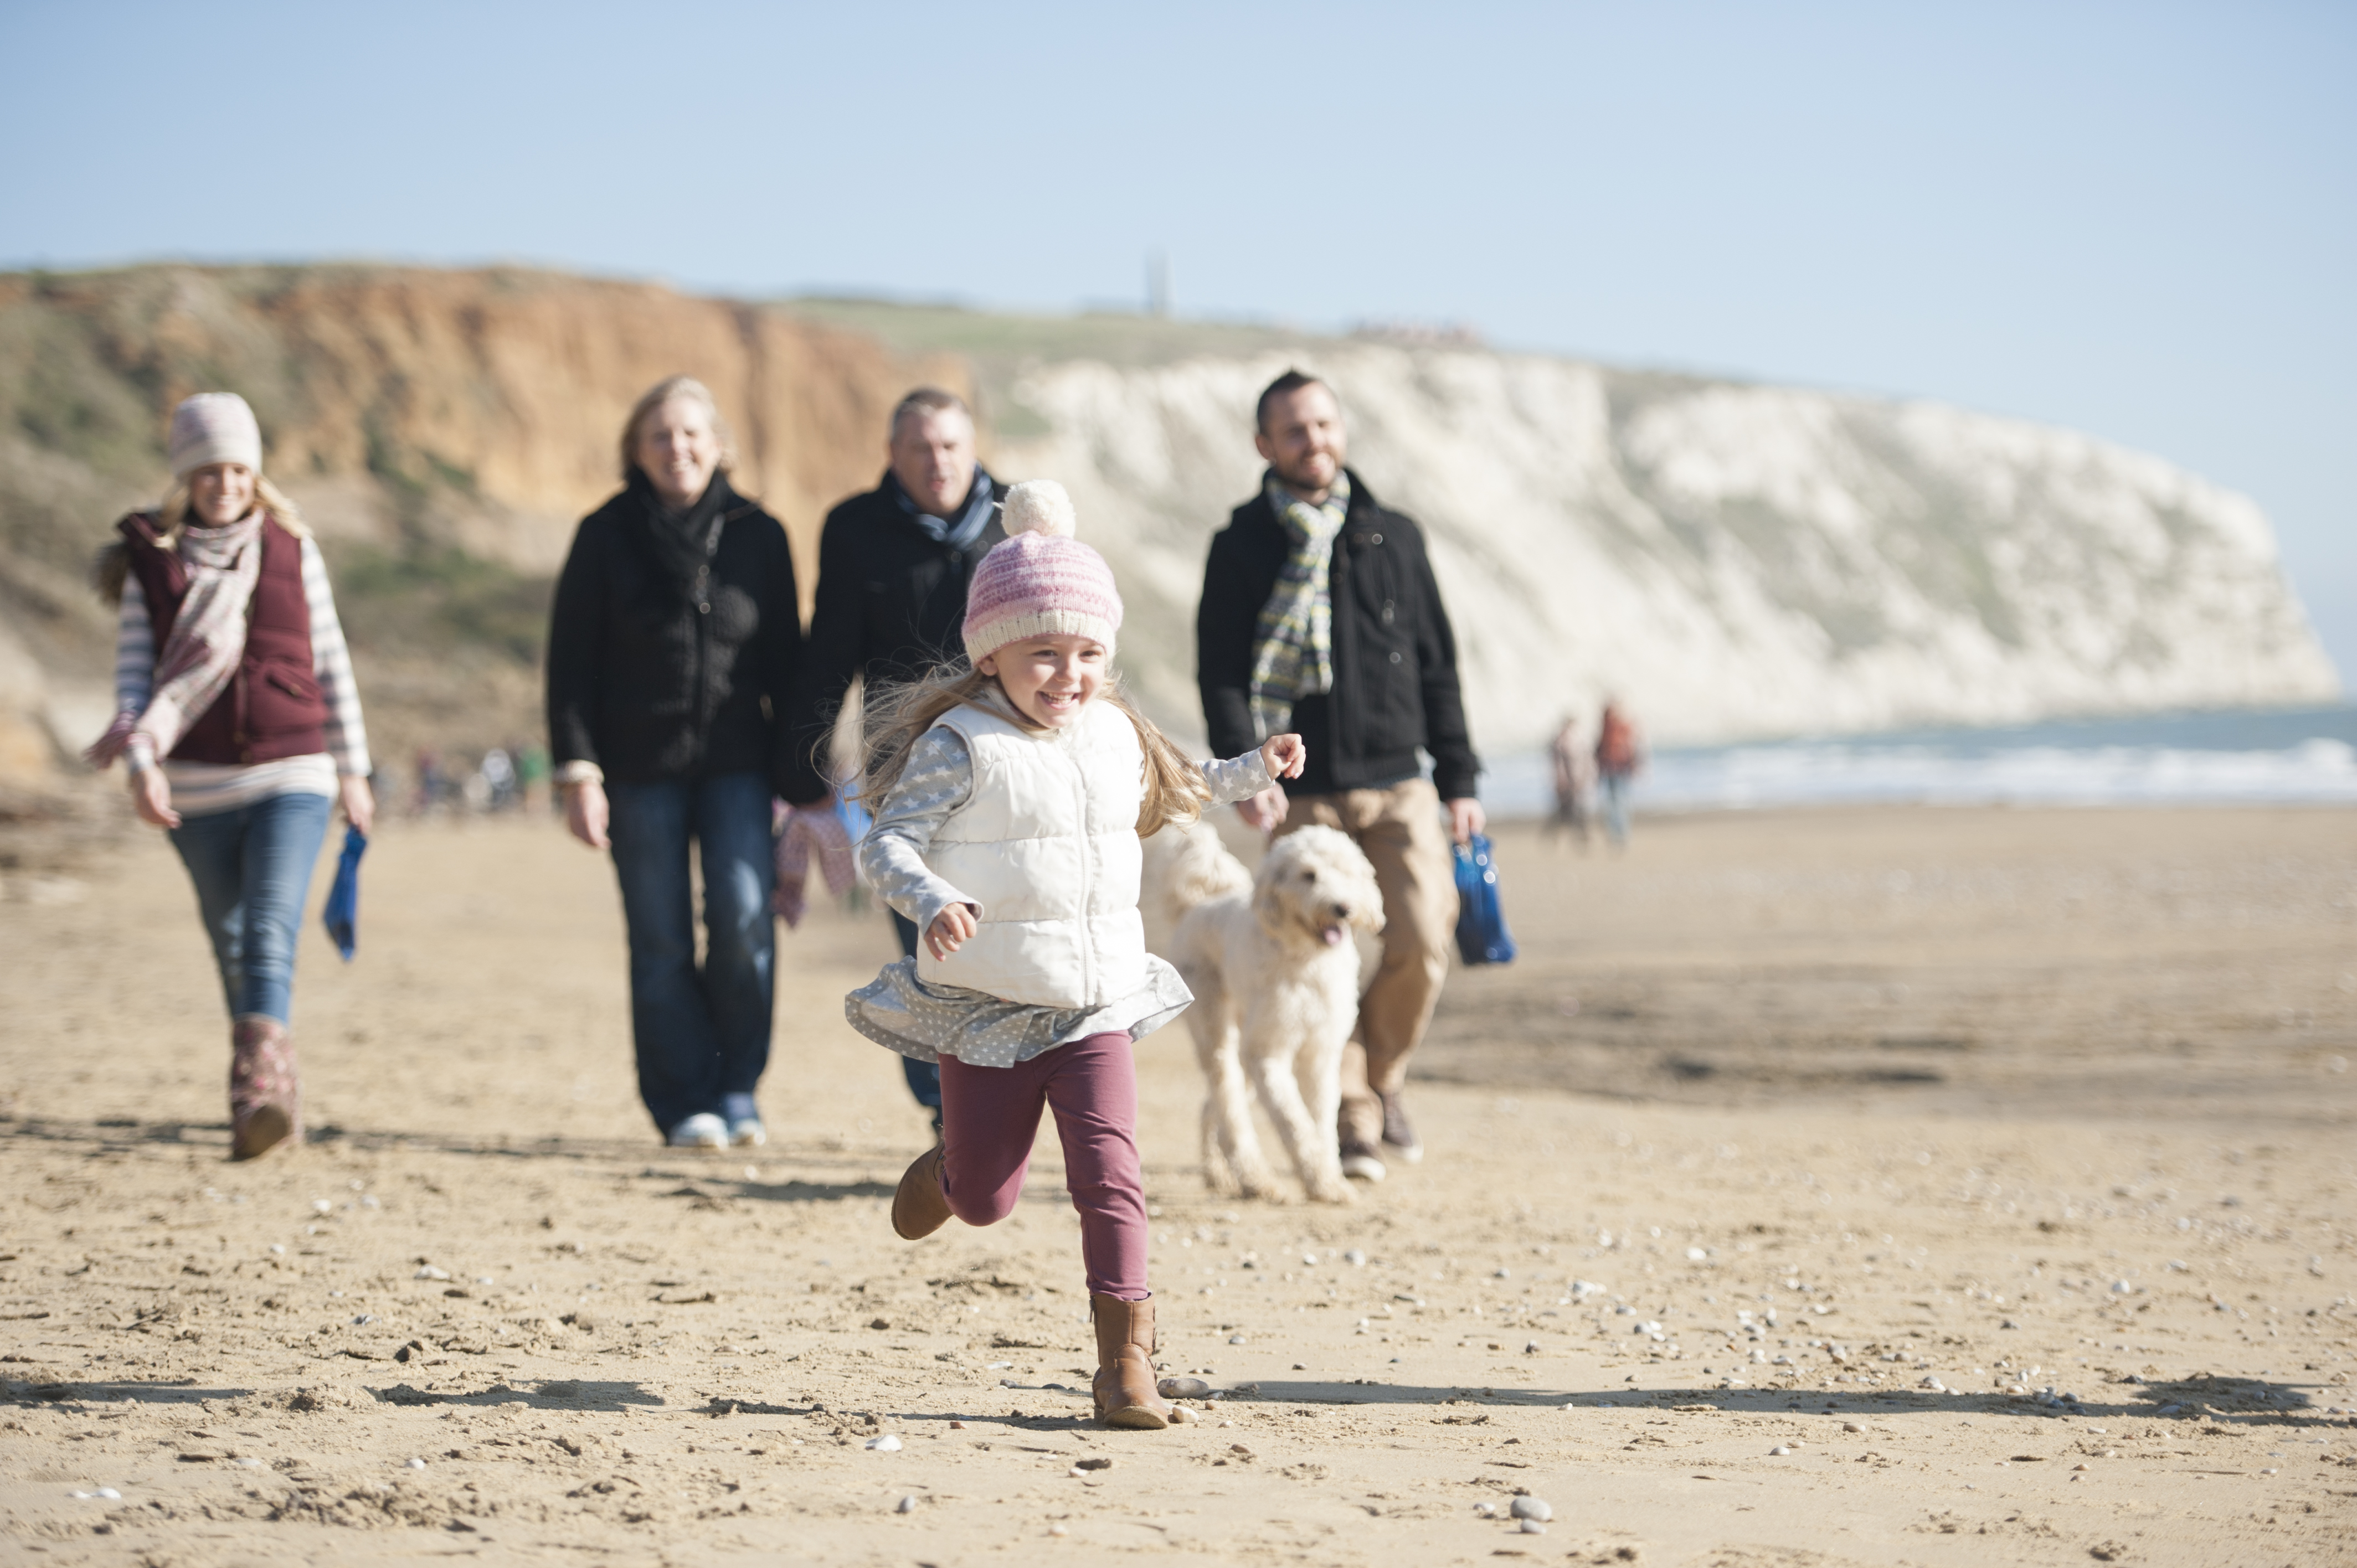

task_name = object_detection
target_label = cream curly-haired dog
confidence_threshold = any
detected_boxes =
[1159,823,1385,1204]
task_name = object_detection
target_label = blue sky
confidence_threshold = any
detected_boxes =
[6,1,2351,683]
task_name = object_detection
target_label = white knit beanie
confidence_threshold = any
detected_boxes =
[168,393,264,479]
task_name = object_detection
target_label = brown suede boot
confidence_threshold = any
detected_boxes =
[229,1015,300,1162]
[891,1144,952,1240]
[1090,1293,1172,1429]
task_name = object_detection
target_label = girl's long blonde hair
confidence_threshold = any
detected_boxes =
[861,661,1213,837]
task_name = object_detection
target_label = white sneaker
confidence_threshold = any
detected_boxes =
[667,1113,727,1149]
[728,1118,767,1148]
[1339,1142,1387,1183]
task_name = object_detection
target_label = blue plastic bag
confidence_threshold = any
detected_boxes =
[321,827,367,962]
[1452,832,1517,966]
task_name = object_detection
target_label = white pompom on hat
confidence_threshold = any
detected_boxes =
[168,392,263,480]
[962,480,1123,663]
[1000,478,1077,538]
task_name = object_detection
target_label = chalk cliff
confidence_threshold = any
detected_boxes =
[979,344,2338,750]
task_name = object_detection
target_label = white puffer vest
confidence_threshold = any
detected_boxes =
[917,699,1146,1010]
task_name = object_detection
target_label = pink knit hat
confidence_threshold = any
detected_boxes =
[963,481,1123,663]
[168,392,263,479]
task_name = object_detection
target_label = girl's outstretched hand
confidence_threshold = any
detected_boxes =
[1260,733,1306,781]
[925,903,979,960]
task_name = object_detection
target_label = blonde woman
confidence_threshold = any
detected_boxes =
[89,393,374,1161]
[545,376,801,1149]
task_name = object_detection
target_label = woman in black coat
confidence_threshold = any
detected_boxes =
[545,375,800,1148]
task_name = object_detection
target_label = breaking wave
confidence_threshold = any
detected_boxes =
[1485,706,2357,813]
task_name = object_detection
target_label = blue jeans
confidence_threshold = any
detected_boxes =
[890,912,944,1114]
[168,791,334,1025]
[606,772,776,1136]
[1601,772,1632,846]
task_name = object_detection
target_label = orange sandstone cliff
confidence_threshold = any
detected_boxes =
[0,265,966,786]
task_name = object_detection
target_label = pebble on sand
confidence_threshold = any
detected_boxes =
[865,1435,902,1452]
[895,1495,917,1513]
[1509,1497,1552,1521]
[1519,1519,1548,1534]
[1160,1376,1213,1398]
[414,1266,450,1281]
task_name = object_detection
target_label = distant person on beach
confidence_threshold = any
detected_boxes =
[87,392,375,1161]
[412,748,447,816]
[479,746,517,811]
[783,387,1007,1136]
[1548,714,1594,847]
[1596,698,1643,847]
[1195,369,1482,1185]
[517,741,551,813]
[545,376,801,1149]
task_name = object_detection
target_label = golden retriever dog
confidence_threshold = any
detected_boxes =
[1159,823,1385,1204]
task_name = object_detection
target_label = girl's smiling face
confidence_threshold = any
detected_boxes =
[977,634,1107,729]
[188,462,256,526]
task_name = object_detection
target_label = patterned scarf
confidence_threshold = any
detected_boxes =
[1247,470,1351,741]
[888,464,998,549]
[86,514,266,768]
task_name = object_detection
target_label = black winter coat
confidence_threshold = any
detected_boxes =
[780,472,1007,803]
[1196,470,1480,800]
[545,471,801,788]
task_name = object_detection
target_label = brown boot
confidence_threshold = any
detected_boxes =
[891,1144,952,1240]
[229,1015,300,1162]
[1090,1293,1172,1430]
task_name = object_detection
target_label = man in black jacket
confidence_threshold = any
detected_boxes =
[1197,370,1483,1183]
[783,387,1005,1126]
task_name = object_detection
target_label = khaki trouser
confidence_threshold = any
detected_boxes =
[1272,777,1458,1149]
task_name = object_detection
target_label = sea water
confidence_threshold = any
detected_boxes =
[1484,705,2357,815]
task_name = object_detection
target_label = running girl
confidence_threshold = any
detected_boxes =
[846,480,1301,1429]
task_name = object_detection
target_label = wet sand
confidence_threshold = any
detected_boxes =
[2,806,2353,1566]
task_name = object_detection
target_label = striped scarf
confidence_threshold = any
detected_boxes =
[1247,471,1350,741]
[86,514,266,768]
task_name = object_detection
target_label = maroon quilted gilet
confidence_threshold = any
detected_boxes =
[119,512,328,765]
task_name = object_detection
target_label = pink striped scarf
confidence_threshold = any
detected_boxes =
[87,515,266,768]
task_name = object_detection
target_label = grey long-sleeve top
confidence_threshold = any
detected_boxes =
[845,725,1272,1067]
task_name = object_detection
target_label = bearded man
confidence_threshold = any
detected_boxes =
[1195,370,1482,1183]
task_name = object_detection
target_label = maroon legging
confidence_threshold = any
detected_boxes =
[936,1031,1148,1299]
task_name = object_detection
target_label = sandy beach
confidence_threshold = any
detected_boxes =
[2,804,2353,1566]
